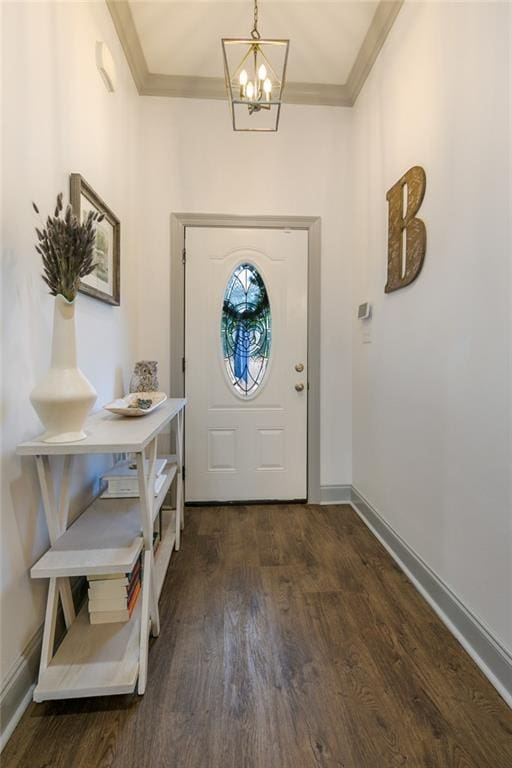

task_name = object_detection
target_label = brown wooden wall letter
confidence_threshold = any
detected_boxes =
[385,166,426,293]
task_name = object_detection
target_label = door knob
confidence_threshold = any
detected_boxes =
[295,382,305,392]
[295,363,304,373]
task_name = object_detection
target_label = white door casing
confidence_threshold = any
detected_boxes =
[185,227,308,502]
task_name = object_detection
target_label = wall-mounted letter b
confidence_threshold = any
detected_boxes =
[385,166,426,293]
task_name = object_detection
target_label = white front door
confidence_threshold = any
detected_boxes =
[185,227,308,502]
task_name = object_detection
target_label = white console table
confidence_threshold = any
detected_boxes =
[17,398,186,702]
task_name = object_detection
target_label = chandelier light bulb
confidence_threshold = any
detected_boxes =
[239,68,248,97]
[246,80,255,99]
[263,77,272,94]
[258,64,267,81]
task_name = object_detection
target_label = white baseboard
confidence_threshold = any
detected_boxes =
[0,578,86,752]
[0,685,35,753]
[350,486,512,709]
[0,627,41,752]
[319,484,352,504]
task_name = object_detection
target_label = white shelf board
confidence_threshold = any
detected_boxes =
[31,464,176,578]
[31,495,143,578]
[103,455,176,481]
[155,509,176,599]
[17,398,186,456]
[100,462,176,515]
[33,600,142,701]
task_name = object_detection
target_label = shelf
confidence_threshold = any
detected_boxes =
[33,508,178,700]
[17,398,186,456]
[31,496,143,578]
[33,599,142,701]
[31,461,176,579]
[155,508,177,599]
[24,397,185,703]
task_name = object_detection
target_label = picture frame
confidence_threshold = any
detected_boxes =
[70,173,120,305]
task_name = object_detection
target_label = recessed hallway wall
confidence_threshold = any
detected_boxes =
[351,0,512,657]
[134,96,354,491]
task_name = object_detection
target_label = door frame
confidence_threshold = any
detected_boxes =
[170,213,321,504]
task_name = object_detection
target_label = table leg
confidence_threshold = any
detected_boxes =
[136,440,160,665]
[137,549,152,695]
[176,409,185,534]
[38,577,59,683]
[35,455,76,628]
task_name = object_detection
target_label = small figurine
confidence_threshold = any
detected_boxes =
[130,361,159,393]
[128,397,152,410]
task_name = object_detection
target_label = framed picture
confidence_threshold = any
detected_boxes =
[70,173,120,305]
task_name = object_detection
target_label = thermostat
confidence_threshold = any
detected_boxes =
[357,302,371,320]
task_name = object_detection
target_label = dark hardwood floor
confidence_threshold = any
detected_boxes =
[4,504,512,768]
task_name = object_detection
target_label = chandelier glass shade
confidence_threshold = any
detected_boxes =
[222,0,289,132]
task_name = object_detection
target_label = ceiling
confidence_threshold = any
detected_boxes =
[107,0,403,106]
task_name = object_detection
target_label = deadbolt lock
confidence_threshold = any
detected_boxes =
[295,382,305,392]
[295,363,304,373]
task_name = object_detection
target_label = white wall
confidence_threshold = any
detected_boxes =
[1,0,140,695]
[136,98,353,489]
[352,1,511,653]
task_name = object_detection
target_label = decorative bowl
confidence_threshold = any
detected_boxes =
[104,391,167,417]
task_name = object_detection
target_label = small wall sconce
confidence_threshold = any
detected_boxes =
[95,41,117,93]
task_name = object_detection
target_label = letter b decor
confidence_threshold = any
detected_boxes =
[385,166,426,293]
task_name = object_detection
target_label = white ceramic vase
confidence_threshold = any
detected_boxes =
[30,294,97,443]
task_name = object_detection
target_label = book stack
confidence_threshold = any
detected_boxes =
[101,457,167,499]
[87,556,141,625]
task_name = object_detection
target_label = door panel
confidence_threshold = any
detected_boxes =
[185,227,308,502]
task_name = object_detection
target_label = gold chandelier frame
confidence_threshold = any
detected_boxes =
[222,0,290,132]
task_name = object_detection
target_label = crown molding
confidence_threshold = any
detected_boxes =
[107,0,147,92]
[346,0,403,103]
[142,73,226,99]
[139,73,352,107]
[106,0,403,107]
[285,81,352,107]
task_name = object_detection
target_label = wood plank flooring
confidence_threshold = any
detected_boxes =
[4,504,512,768]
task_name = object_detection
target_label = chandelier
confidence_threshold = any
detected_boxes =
[222,0,290,132]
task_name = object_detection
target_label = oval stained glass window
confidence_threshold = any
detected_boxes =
[221,263,271,397]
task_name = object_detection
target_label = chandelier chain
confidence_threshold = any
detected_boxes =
[251,0,260,39]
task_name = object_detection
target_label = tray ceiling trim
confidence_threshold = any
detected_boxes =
[106,0,403,107]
